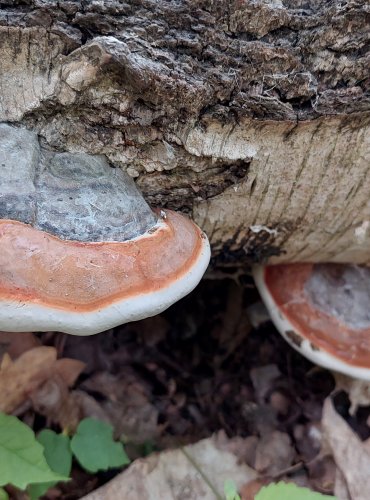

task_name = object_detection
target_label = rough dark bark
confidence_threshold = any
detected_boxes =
[0,0,369,265]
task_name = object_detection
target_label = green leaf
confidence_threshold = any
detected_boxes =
[0,413,68,490]
[37,430,72,476]
[71,418,130,473]
[224,479,241,500]
[255,482,337,500]
[0,488,9,500]
[28,430,72,500]
[28,482,52,500]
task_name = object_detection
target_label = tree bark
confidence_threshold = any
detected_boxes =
[1,0,369,266]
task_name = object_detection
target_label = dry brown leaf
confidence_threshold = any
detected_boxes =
[0,346,57,413]
[334,467,351,500]
[214,430,259,468]
[82,372,160,443]
[308,455,336,495]
[322,397,370,500]
[71,390,111,424]
[30,373,80,430]
[250,365,281,404]
[54,358,86,387]
[0,331,41,360]
[293,422,322,461]
[254,430,295,475]
[1,352,12,370]
[32,376,111,432]
[334,373,370,415]
[0,338,86,420]
[81,435,257,500]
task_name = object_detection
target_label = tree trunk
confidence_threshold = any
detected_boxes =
[1,0,369,266]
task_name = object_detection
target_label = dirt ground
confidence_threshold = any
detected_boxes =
[3,272,370,499]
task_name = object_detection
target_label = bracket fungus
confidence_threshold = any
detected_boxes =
[253,264,370,380]
[0,124,210,335]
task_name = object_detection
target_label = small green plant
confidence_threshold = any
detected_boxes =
[71,418,130,473]
[0,413,130,499]
[223,480,337,500]
[0,413,68,492]
[0,488,9,500]
[28,430,72,500]
[224,479,241,500]
[255,482,337,500]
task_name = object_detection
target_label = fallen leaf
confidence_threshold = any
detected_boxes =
[0,347,84,428]
[333,467,350,500]
[269,390,291,416]
[30,357,86,430]
[241,402,278,435]
[254,431,295,475]
[215,430,259,468]
[250,365,281,404]
[334,373,370,415]
[80,435,257,500]
[293,423,322,461]
[0,332,41,360]
[0,347,57,413]
[54,358,86,387]
[31,378,110,433]
[30,374,81,431]
[308,456,336,495]
[322,396,370,500]
[82,372,159,443]
[72,390,111,424]
[0,353,12,371]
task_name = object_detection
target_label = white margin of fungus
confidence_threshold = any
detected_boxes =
[252,265,370,381]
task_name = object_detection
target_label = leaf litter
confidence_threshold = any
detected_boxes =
[0,277,369,498]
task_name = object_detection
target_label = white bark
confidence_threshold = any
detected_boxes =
[191,113,370,264]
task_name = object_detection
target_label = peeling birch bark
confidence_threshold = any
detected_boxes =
[0,1,369,265]
[191,114,370,264]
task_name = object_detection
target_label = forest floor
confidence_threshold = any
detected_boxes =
[1,272,368,499]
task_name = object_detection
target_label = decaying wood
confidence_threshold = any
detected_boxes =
[0,1,369,265]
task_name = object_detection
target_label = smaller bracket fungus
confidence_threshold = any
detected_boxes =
[253,264,370,380]
[0,124,210,335]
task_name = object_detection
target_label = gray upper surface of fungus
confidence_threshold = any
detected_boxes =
[0,124,157,242]
[305,264,370,330]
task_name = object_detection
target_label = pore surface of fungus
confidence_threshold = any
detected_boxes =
[0,124,210,335]
[253,264,370,380]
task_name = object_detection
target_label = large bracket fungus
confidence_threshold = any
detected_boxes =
[0,124,210,335]
[253,264,370,380]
